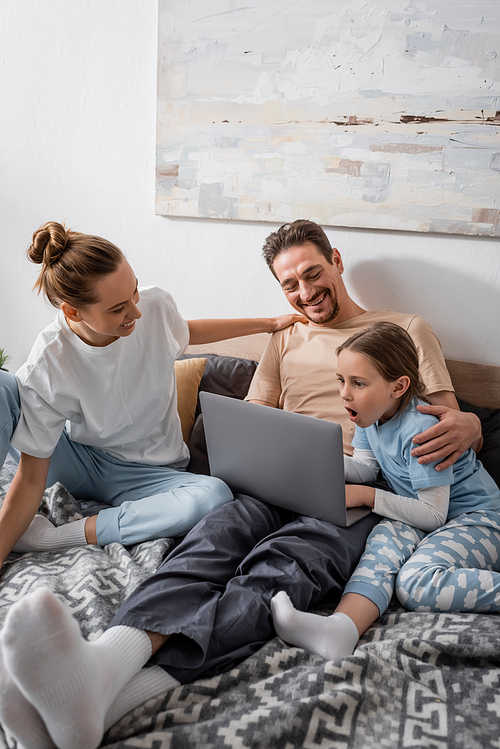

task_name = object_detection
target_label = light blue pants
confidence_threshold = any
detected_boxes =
[344,510,500,614]
[0,369,233,546]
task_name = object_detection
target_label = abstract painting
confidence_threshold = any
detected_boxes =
[156,0,500,235]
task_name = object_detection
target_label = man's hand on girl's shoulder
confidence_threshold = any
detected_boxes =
[411,405,482,471]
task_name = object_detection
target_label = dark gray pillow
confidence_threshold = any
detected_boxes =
[181,354,258,474]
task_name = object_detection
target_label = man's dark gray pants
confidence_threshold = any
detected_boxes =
[110,495,380,683]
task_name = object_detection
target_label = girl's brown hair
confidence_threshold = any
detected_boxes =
[28,221,124,308]
[336,321,428,413]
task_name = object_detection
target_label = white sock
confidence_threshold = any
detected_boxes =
[271,591,359,660]
[1,588,152,749]
[0,645,55,749]
[12,515,88,553]
[104,665,179,732]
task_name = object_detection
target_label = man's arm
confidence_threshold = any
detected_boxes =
[407,316,482,469]
[411,395,482,471]
[244,328,284,408]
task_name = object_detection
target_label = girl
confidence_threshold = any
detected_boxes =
[271,321,500,660]
[0,221,298,567]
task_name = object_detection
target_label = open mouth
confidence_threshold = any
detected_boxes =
[302,292,327,309]
[345,407,358,420]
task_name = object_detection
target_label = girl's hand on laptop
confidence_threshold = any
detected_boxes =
[345,485,375,509]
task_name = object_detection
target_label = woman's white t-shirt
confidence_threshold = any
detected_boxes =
[11,286,190,466]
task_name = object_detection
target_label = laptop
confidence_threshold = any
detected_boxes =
[199,391,372,526]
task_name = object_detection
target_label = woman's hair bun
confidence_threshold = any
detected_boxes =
[28,221,69,266]
[28,220,123,308]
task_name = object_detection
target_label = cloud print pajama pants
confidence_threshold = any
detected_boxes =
[343,510,500,614]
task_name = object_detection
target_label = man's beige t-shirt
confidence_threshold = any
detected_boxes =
[245,310,453,455]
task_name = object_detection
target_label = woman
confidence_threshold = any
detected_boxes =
[0,220,298,566]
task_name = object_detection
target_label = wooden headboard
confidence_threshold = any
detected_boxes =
[186,333,500,410]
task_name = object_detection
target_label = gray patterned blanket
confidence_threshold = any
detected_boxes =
[1,461,499,749]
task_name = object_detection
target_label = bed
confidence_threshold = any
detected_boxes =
[1,334,499,749]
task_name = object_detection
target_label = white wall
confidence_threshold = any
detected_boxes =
[1,0,499,373]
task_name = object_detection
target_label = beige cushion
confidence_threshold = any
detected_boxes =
[174,358,207,442]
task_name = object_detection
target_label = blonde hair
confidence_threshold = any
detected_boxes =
[337,322,428,413]
[28,221,124,309]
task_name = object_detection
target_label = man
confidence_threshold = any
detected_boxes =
[249,219,478,464]
[0,221,480,749]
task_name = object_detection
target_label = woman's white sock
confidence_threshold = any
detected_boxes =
[271,591,359,660]
[1,588,152,749]
[12,515,88,553]
[0,645,56,749]
[104,665,179,732]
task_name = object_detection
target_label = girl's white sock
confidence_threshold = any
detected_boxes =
[271,591,359,660]
[1,588,153,749]
[12,515,88,553]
